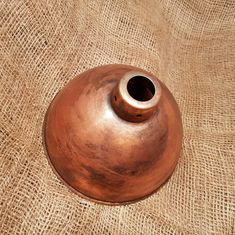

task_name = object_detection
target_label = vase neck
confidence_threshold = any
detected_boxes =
[111,71,161,122]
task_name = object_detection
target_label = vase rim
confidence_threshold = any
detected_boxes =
[118,71,161,110]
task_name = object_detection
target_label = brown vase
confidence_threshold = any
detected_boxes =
[43,64,183,205]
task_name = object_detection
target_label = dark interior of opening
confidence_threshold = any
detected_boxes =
[127,76,155,101]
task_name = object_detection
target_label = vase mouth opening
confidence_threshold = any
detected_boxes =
[118,71,161,110]
[127,75,155,102]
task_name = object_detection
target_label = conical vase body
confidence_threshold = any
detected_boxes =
[44,64,183,205]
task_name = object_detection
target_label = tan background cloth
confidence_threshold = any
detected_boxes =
[1,0,234,234]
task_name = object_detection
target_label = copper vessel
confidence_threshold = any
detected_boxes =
[44,64,183,205]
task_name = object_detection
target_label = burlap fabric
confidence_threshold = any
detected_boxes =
[0,0,234,234]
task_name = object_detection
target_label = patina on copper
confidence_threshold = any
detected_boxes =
[43,64,183,205]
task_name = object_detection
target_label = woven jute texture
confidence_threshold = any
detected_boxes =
[1,0,234,234]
